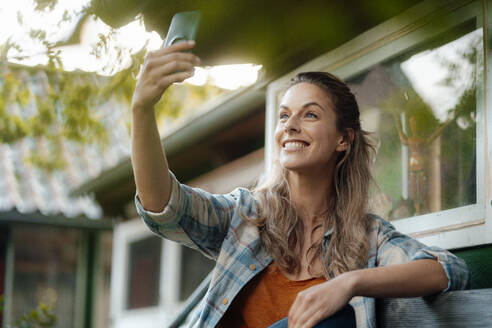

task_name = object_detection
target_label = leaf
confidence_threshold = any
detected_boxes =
[28,29,47,42]
[17,11,23,25]
[33,0,58,12]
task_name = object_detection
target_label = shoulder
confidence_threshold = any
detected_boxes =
[230,187,257,208]
[366,213,396,234]
[206,186,259,220]
[179,183,256,210]
[366,213,410,250]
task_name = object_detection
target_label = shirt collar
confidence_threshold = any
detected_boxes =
[323,227,334,239]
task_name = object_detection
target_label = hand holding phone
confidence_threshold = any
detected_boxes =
[131,11,201,111]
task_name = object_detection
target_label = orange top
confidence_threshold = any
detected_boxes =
[219,265,326,328]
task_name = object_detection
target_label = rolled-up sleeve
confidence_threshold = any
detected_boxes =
[135,171,241,259]
[375,217,470,292]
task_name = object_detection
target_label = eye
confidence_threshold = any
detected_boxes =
[306,112,318,119]
[279,112,289,120]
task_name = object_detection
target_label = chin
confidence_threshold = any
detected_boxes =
[279,160,311,172]
[280,156,333,174]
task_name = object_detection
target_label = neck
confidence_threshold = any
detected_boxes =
[287,166,335,227]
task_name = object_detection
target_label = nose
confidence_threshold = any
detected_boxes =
[284,116,301,133]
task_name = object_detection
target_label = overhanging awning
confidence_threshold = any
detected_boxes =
[89,0,421,75]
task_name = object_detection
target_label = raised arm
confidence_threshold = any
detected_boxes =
[131,40,200,212]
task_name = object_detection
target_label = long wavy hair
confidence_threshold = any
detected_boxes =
[251,71,376,278]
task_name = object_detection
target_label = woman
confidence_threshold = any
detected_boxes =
[131,41,470,328]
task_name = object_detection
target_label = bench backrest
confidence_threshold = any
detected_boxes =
[377,288,492,327]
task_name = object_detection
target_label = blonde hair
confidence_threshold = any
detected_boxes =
[250,72,376,278]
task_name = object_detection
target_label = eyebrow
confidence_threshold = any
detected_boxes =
[279,102,325,111]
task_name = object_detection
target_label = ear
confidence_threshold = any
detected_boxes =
[336,129,354,152]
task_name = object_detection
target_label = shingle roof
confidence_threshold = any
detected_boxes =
[0,68,131,220]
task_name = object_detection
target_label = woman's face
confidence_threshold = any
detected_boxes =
[274,82,346,172]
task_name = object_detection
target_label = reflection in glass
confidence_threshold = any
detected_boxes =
[93,231,112,328]
[346,22,481,220]
[126,236,161,309]
[12,227,80,328]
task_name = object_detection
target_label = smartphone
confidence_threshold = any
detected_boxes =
[163,11,201,49]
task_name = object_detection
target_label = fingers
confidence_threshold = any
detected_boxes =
[155,61,195,77]
[142,51,200,85]
[160,70,194,86]
[289,292,315,328]
[303,314,326,328]
[159,40,195,55]
[147,71,193,98]
[144,56,196,89]
[147,52,200,71]
[288,289,336,328]
[131,40,199,110]
[294,305,324,328]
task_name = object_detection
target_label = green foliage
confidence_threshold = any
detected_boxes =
[0,296,57,328]
[13,302,57,328]
[0,67,109,170]
[33,0,58,12]
[1,48,225,172]
[0,0,227,172]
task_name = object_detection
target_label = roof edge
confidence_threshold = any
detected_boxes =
[0,210,114,230]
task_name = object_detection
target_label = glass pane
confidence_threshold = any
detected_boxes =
[126,236,161,309]
[179,246,215,301]
[346,21,481,220]
[11,227,80,328]
[93,231,112,328]
[0,228,8,325]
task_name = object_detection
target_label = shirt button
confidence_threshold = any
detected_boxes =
[249,264,256,271]
[222,298,228,305]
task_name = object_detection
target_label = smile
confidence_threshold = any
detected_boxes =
[283,141,309,150]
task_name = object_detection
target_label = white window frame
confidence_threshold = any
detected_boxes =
[110,218,182,328]
[265,0,492,250]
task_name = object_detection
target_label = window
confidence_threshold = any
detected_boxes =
[266,0,491,249]
[348,23,481,221]
[0,228,8,325]
[126,235,161,309]
[111,216,216,327]
[179,245,214,301]
[110,219,169,327]
[11,227,80,328]
[92,231,113,328]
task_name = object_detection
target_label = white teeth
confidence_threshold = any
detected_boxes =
[284,141,307,149]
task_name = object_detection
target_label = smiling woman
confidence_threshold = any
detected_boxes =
[259,72,375,283]
[275,83,345,175]
[132,46,470,328]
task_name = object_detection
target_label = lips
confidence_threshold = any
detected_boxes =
[282,140,310,150]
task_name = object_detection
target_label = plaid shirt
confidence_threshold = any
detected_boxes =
[135,172,470,328]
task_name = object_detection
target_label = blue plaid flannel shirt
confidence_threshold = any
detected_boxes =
[135,171,470,328]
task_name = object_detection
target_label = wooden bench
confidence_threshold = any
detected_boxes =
[169,272,492,327]
[377,288,492,327]
[169,246,492,327]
